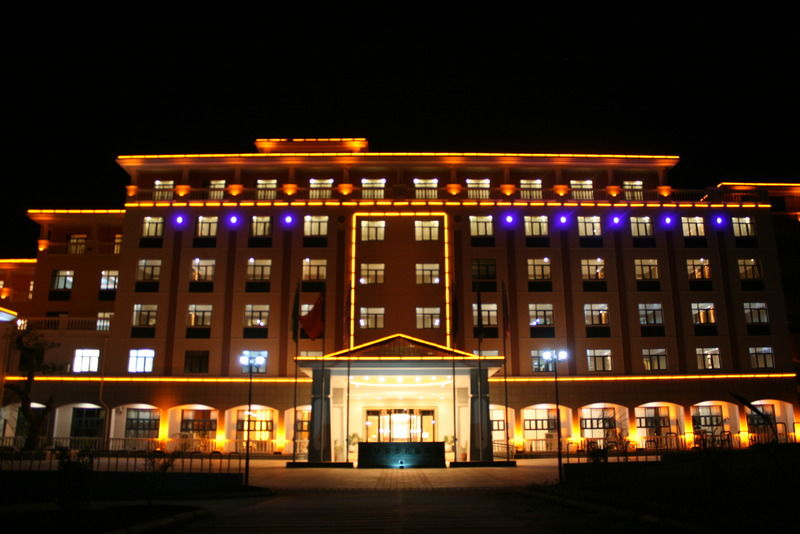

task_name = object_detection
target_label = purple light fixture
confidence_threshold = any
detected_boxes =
[284,214,294,225]
[714,215,725,226]
[175,215,186,225]
[559,215,568,224]
[504,214,514,224]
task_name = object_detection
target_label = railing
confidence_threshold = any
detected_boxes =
[166,437,221,453]
[230,439,274,454]
[0,449,244,473]
[20,316,110,332]
[492,440,515,459]
[108,437,164,451]
[41,241,120,255]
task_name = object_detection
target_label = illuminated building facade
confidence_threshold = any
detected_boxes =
[1,138,798,461]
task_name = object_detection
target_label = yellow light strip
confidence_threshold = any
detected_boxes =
[0,259,37,263]
[119,152,680,160]
[27,209,126,214]
[120,200,768,209]
[490,373,796,383]
[298,355,505,361]
[3,376,312,383]
[333,332,475,360]
[0,306,18,317]
[718,182,800,187]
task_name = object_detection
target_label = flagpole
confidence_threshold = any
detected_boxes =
[476,288,484,462]
[501,281,511,462]
[292,280,300,463]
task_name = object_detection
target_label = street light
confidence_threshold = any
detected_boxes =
[543,349,568,484]
[239,352,265,487]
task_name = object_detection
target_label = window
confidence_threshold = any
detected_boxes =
[623,180,643,200]
[153,180,174,200]
[114,234,123,254]
[749,347,775,369]
[527,258,551,280]
[519,179,542,200]
[692,405,723,432]
[240,350,267,373]
[587,349,612,372]
[737,258,762,280]
[582,407,616,438]
[415,307,441,328]
[244,304,270,327]
[360,263,385,284]
[638,303,664,325]
[570,179,593,200]
[184,350,209,373]
[580,258,605,280]
[524,216,549,237]
[471,259,496,285]
[634,259,659,280]
[630,216,653,237]
[696,347,721,369]
[743,302,769,324]
[584,304,609,325]
[528,304,554,326]
[360,307,385,328]
[51,270,74,290]
[413,178,438,199]
[256,179,277,200]
[466,178,490,199]
[415,263,440,284]
[642,348,668,371]
[128,349,155,373]
[180,409,216,435]
[302,259,327,280]
[636,406,671,436]
[137,260,161,281]
[133,304,158,326]
[96,312,113,332]
[681,216,705,237]
[414,220,439,241]
[208,179,226,200]
[691,303,716,324]
[360,220,385,241]
[142,217,164,237]
[687,258,711,280]
[251,216,271,237]
[73,349,99,373]
[68,234,87,254]
[100,270,119,291]
[577,216,602,237]
[246,258,272,281]
[125,409,159,438]
[469,215,493,236]
[195,216,218,237]
[530,350,555,372]
[309,178,333,199]
[361,178,386,199]
[188,304,212,327]
[304,215,329,236]
[732,216,756,237]
[472,303,498,326]
[191,259,215,281]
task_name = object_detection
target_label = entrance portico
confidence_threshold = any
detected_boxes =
[295,334,505,464]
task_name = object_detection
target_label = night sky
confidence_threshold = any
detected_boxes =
[4,19,797,258]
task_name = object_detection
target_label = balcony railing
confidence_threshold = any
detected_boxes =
[20,316,111,332]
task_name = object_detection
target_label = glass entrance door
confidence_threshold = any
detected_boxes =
[365,409,435,442]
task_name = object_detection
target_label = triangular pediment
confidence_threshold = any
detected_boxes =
[296,333,503,361]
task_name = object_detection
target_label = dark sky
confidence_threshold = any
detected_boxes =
[3,18,797,257]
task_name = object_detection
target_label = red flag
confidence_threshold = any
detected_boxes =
[300,293,325,340]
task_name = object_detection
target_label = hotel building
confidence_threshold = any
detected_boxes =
[1,138,797,462]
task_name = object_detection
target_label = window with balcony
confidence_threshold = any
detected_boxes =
[691,302,717,335]
[586,349,612,371]
[99,270,118,300]
[194,216,218,247]
[519,179,543,199]
[361,178,386,199]
[128,349,155,373]
[570,179,593,200]
[140,216,164,247]
[634,258,660,291]
[472,302,498,338]
[190,259,215,292]
[642,348,668,371]
[244,304,270,338]
[208,179,226,200]
[687,258,711,280]
[638,303,665,336]
[153,180,174,200]
[413,178,438,199]
[414,220,439,241]
[256,179,277,200]
[360,220,385,241]
[623,180,643,200]
[415,263,440,284]
[471,259,496,292]
[732,216,756,237]
[184,350,209,373]
[73,349,100,373]
[96,312,113,332]
[527,258,552,291]
[250,216,272,247]
[360,307,385,329]
[737,258,763,290]
[530,350,555,372]
[744,302,769,335]
[584,303,609,337]
[466,178,490,199]
[68,234,87,254]
[415,307,441,329]
[245,258,271,291]
[749,346,775,369]
[132,304,158,328]
[681,217,706,247]
[528,304,554,337]
[309,178,333,199]
[581,258,606,291]
[577,216,602,237]
[469,215,494,246]
[50,270,74,300]
[630,216,654,242]
[136,259,161,292]
[524,215,549,246]
[301,259,326,291]
[304,215,329,246]
[696,347,721,369]
[360,263,385,285]
[187,304,212,337]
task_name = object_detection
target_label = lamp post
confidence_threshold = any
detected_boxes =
[543,350,568,484]
[239,353,265,487]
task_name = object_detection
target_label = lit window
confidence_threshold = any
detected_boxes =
[691,303,716,324]
[73,349,100,373]
[133,304,158,326]
[251,216,271,237]
[637,406,670,434]
[642,348,668,370]
[623,180,643,200]
[687,258,711,280]
[413,178,438,199]
[528,304,554,326]
[28,281,34,300]
[302,259,327,280]
[304,215,329,236]
[577,216,602,237]
[473,350,500,357]
[638,303,664,325]
[681,216,705,237]
[732,217,756,237]
[737,258,762,280]
[113,234,123,254]
[415,307,441,328]
[466,178,490,199]
[634,259,659,280]
[469,215,493,236]
[125,408,160,438]
[240,350,268,373]
[360,263,385,284]
[692,405,723,432]
[51,270,74,290]
[137,260,161,281]
[580,258,605,280]
[524,216,548,237]
[743,302,769,324]
[472,303,498,326]
[246,258,272,281]
[527,258,551,280]
[696,347,721,369]
[583,304,609,325]
[749,347,775,369]
[96,312,113,332]
[630,216,653,237]
[309,178,334,199]
[415,263,440,284]
[586,349,612,372]
[580,407,616,438]
[360,220,385,241]
[361,178,386,199]
[519,179,542,200]
[191,259,215,281]
[195,216,218,237]
[128,349,155,373]
[244,304,270,327]
[208,179,226,200]
[100,270,119,291]
[256,179,277,200]
[142,217,164,237]
[570,179,593,200]
[153,180,174,200]
[414,220,439,241]
[360,307,385,328]
[68,234,87,254]
[530,350,555,372]
[187,304,213,327]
